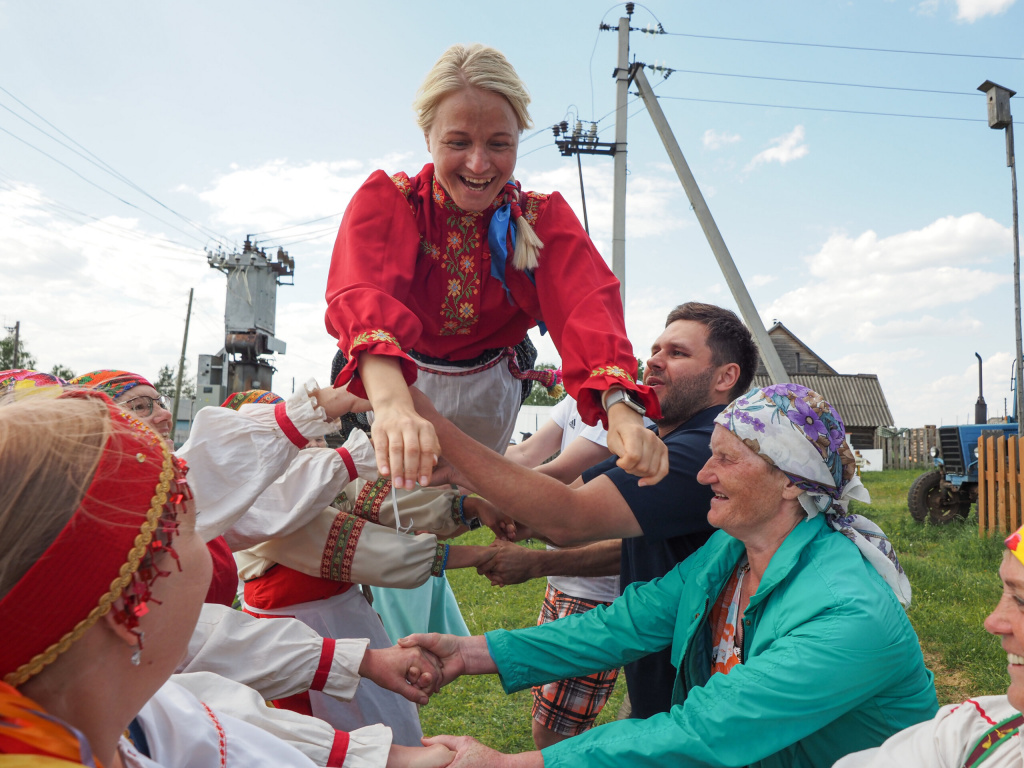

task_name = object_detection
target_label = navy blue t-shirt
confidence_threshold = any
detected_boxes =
[581,404,722,718]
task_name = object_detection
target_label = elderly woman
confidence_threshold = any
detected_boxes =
[325,42,666,491]
[834,525,1024,767]
[0,392,456,767]
[399,385,938,767]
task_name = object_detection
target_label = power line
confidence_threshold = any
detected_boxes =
[653,94,986,122]
[0,83,235,248]
[250,212,343,237]
[662,66,981,97]
[660,31,1024,61]
[0,121,224,248]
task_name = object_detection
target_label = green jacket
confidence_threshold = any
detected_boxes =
[486,513,938,767]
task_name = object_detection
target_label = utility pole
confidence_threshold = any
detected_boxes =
[978,80,1021,434]
[611,4,632,307]
[10,321,18,368]
[172,288,194,439]
[632,65,788,383]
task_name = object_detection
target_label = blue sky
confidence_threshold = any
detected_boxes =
[1,0,1022,426]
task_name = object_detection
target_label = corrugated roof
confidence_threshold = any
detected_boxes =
[749,374,894,428]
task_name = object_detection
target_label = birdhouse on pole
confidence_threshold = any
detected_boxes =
[978,80,1015,130]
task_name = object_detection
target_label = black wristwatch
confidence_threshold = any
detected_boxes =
[603,387,646,416]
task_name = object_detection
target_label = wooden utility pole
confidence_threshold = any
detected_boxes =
[172,288,194,439]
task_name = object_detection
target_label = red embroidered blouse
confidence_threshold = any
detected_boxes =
[324,164,660,426]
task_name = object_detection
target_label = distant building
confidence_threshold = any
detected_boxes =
[751,322,893,450]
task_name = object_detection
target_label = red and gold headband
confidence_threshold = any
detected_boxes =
[0,391,191,686]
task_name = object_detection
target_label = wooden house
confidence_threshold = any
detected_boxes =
[750,322,893,449]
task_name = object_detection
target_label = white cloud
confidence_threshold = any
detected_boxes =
[703,129,741,150]
[521,163,687,259]
[850,313,984,341]
[746,125,808,170]
[765,213,1012,333]
[199,158,368,234]
[916,0,940,14]
[956,0,1017,21]
[751,274,777,287]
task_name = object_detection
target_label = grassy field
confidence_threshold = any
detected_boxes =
[418,469,1009,751]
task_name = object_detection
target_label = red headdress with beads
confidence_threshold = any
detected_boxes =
[0,391,191,686]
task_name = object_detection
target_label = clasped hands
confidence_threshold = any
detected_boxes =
[359,634,466,705]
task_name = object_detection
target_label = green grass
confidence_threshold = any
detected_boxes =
[419,470,1010,748]
[848,470,1007,703]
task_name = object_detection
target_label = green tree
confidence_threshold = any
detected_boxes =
[523,363,566,407]
[50,364,76,380]
[155,363,196,400]
[0,332,37,370]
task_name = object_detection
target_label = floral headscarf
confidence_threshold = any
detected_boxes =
[69,369,153,400]
[716,383,912,607]
[0,369,66,400]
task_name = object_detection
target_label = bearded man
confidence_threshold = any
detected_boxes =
[411,302,759,717]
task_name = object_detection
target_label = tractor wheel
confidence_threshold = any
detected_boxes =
[907,470,971,525]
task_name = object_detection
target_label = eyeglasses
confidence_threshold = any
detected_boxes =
[121,394,171,418]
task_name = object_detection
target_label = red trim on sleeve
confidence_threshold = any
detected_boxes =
[336,447,357,481]
[327,729,351,767]
[311,638,336,692]
[274,401,308,448]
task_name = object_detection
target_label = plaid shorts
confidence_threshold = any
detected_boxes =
[531,583,620,736]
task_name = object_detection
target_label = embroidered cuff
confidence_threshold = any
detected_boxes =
[353,478,391,524]
[337,331,418,398]
[430,543,449,577]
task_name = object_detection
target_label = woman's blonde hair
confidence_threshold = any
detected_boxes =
[0,396,109,597]
[414,44,543,272]
[414,43,533,135]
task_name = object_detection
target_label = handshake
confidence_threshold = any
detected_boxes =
[357,632,473,706]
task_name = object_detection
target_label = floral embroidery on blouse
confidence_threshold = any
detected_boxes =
[427,178,484,336]
[523,191,548,226]
[590,365,635,383]
[420,239,441,261]
[391,173,412,199]
[350,329,401,355]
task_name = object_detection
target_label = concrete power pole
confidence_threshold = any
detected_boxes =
[632,65,788,384]
[611,5,633,309]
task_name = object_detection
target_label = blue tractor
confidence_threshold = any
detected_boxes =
[907,355,1017,524]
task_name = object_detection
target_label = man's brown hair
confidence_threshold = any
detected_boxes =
[665,302,757,398]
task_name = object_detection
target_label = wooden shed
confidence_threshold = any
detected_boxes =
[750,322,894,450]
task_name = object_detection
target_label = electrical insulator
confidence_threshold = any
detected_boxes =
[560,120,569,135]
[574,120,582,138]
[552,123,561,137]
[588,123,597,142]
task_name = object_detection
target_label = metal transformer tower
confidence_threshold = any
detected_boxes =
[196,237,294,411]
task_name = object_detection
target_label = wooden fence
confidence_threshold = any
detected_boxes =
[874,426,938,470]
[978,433,1023,536]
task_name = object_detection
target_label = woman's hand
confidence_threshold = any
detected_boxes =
[386,743,456,768]
[358,356,441,488]
[372,402,441,489]
[310,382,371,420]
[396,633,498,687]
[606,403,668,486]
[421,737,542,768]
[359,645,444,703]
